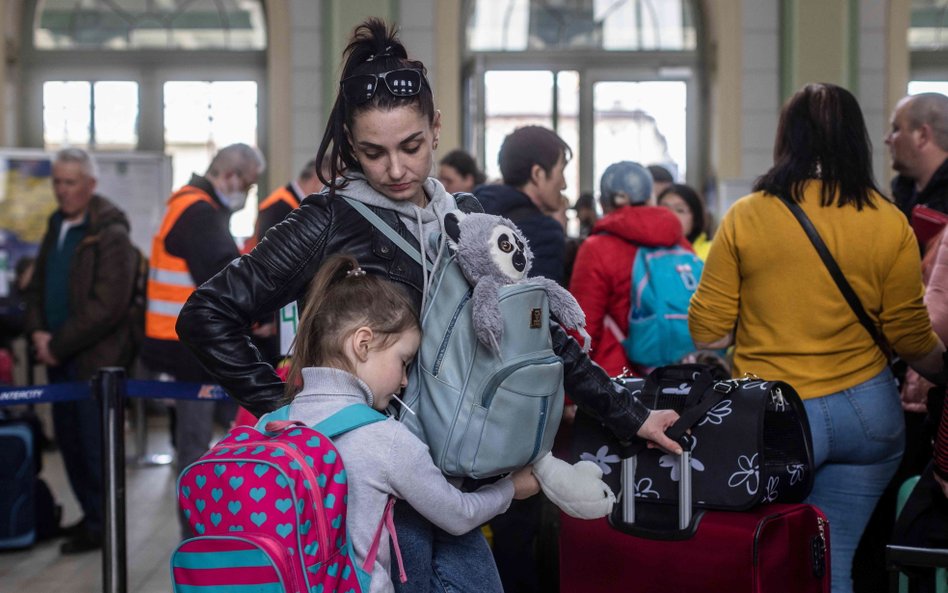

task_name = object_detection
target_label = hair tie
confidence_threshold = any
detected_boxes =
[365,46,393,62]
[346,267,366,278]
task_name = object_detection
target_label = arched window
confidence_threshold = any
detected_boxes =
[33,0,266,50]
[464,0,704,199]
[23,0,267,238]
[909,0,948,97]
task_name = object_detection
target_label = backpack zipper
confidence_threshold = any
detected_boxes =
[480,355,562,408]
[431,290,472,376]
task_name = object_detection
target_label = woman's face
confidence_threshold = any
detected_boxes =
[438,164,474,194]
[659,192,694,238]
[349,106,441,206]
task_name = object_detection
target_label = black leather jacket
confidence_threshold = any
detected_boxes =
[177,191,651,440]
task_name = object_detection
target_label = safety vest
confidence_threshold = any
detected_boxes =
[145,187,218,341]
[245,185,301,252]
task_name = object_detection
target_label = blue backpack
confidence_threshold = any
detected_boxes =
[342,197,564,480]
[623,245,703,368]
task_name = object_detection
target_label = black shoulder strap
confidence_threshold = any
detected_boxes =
[778,196,893,359]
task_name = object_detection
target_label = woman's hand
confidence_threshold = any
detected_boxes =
[510,466,541,500]
[935,472,948,499]
[901,369,932,414]
[636,409,683,455]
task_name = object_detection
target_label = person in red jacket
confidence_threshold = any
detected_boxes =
[569,161,690,377]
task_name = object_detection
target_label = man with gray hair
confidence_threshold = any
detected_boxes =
[886,92,948,217]
[24,147,139,554]
[142,143,265,536]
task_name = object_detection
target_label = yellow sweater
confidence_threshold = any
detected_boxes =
[689,181,937,399]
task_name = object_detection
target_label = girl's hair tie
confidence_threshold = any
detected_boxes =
[346,267,367,278]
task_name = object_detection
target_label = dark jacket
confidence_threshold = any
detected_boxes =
[177,191,651,440]
[141,174,240,381]
[24,195,138,380]
[474,184,566,285]
[892,157,948,217]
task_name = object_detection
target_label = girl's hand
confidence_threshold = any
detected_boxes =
[510,466,541,500]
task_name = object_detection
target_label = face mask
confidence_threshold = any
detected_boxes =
[218,175,249,212]
[220,189,248,212]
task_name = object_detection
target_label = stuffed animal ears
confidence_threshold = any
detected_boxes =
[444,211,466,248]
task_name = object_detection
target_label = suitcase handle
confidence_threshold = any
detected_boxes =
[609,436,703,541]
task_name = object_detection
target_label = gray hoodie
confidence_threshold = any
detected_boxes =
[289,367,514,593]
[337,173,458,311]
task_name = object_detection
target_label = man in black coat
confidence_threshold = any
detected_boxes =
[474,125,570,286]
[887,92,948,218]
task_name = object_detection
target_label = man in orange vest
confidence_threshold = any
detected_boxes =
[141,143,265,534]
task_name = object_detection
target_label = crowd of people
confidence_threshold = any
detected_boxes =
[4,15,948,593]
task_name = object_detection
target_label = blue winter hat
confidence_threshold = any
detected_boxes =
[599,161,653,208]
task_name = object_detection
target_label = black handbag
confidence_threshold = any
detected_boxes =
[568,364,815,511]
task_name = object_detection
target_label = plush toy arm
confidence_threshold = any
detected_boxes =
[530,278,591,352]
[472,278,504,352]
[533,452,616,519]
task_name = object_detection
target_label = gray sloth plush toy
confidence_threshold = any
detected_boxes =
[443,211,591,353]
[443,211,612,519]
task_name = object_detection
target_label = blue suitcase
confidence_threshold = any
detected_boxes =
[0,420,36,548]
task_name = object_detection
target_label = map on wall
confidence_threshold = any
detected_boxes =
[0,149,172,255]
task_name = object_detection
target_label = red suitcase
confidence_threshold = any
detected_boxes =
[560,451,831,593]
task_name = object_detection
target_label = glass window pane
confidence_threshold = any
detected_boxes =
[163,80,259,240]
[908,81,948,95]
[35,0,266,50]
[593,80,687,189]
[557,71,580,202]
[484,71,554,181]
[43,81,91,149]
[94,81,139,149]
[468,0,696,51]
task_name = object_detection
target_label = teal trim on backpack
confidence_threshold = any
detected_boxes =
[314,404,387,438]
[174,584,283,593]
[256,403,385,438]
[172,549,272,570]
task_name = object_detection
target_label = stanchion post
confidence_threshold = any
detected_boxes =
[97,367,127,593]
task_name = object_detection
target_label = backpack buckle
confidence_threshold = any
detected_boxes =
[712,382,734,394]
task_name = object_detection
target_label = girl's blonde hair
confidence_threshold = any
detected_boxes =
[285,254,419,399]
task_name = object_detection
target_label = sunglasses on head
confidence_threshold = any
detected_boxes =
[341,69,426,106]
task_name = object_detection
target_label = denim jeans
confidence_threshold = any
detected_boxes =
[803,367,905,593]
[391,500,503,593]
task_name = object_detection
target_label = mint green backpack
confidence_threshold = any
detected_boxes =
[343,197,564,479]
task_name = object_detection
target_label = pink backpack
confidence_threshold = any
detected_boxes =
[172,404,405,593]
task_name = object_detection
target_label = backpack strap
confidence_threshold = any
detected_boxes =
[341,196,430,272]
[364,497,407,583]
[313,403,387,438]
[254,405,291,431]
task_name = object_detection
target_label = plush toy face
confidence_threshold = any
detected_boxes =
[444,212,533,285]
[489,224,527,281]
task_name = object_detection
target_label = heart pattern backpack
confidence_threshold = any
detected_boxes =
[172,404,405,593]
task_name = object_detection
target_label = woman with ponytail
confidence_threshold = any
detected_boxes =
[179,17,679,591]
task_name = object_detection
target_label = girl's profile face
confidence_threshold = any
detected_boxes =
[360,328,421,411]
[659,192,694,238]
[349,106,441,206]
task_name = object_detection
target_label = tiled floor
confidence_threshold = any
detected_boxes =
[0,411,182,593]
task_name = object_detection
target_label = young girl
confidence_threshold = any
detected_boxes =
[286,253,539,593]
[179,17,680,593]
